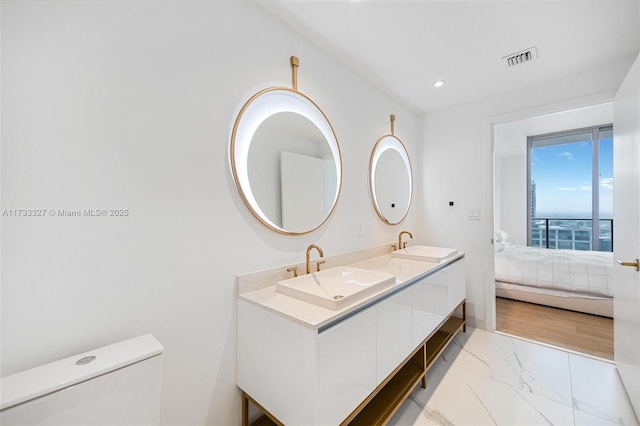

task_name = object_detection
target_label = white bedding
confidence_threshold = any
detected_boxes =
[494,244,614,298]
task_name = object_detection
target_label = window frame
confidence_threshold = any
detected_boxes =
[526,124,613,251]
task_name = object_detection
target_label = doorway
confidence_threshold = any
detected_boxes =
[492,103,615,360]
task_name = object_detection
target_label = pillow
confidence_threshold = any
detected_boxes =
[494,229,509,243]
[495,241,505,252]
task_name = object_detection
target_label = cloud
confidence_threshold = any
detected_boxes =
[558,152,573,160]
[557,180,610,192]
[600,177,613,190]
[580,183,592,191]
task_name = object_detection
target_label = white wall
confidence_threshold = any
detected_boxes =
[1,2,418,425]
[418,58,633,328]
[494,103,613,246]
[496,156,527,245]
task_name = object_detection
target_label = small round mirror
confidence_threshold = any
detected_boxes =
[230,88,342,235]
[369,135,412,224]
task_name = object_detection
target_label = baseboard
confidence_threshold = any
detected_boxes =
[465,316,486,330]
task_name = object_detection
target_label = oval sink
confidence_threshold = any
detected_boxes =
[276,266,396,310]
[391,245,458,263]
[352,256,431,283]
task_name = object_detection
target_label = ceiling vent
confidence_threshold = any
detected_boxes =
[503,46,538,67]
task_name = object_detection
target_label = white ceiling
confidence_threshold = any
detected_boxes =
[256,0,640,113]
[494,102,613,157]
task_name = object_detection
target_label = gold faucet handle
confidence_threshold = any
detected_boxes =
[316,260,326,271]
[403,241,408,249]
[391,244,398,251]
[286,267,299,277]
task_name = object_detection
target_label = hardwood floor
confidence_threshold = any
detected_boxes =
[496,297,614,360]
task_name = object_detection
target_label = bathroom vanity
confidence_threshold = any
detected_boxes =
[237,248,465,425]
[230,56,463,425]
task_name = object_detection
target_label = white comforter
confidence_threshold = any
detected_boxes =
[494,244,614,297]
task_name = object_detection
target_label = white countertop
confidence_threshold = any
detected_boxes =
[238,252,465,330]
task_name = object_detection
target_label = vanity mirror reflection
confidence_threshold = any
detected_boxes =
[369,115,413,225]
[230,57,342,235]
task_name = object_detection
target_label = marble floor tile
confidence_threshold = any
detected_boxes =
[389,399,440,426]
[399,363,574,425]
[389,328,639,426]
[441,328,573,407]
[574,409,623,426]
[569,354,639,425]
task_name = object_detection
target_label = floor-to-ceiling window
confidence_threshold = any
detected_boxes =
[528,125,613,252]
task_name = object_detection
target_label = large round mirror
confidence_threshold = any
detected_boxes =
[230,88,342,235]
[369,135,412,224]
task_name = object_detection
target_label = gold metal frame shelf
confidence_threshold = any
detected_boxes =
[242,300,467,426]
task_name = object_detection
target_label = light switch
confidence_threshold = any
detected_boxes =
[467,209,480,220]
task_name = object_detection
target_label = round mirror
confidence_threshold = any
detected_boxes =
[230,88,342,235]
[369,135,412,224]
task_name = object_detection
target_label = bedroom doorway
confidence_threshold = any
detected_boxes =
[493,103,615,360]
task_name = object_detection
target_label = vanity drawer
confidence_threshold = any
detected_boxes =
[410,260,465,347]
[376,288,412,383]
[318,307,376,426]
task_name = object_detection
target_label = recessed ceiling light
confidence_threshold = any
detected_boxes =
[433,80,445,88]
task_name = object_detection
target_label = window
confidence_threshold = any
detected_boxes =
[528,125,613,252]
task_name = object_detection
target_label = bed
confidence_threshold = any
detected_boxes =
[494,234,614,318]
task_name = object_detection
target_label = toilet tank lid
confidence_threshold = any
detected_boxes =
[0,334,164,410]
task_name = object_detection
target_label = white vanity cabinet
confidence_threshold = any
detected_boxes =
[238,257,465,426]
[410,259,464,347]
[318,308,377,425]
[375,288,413,383]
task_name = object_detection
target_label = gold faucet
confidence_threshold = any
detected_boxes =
[398,231,413,249]
[306,244,324,274]
[286,267,299,278]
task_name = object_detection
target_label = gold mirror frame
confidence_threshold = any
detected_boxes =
[369,115,413,225]
[229,56,343,235]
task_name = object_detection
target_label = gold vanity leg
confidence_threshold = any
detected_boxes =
[242,392,249,426]
[421,343,427,388]
[241,391,285,426]
[463,301,467,332]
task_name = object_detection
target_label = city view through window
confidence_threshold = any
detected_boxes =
[529,126,613,252]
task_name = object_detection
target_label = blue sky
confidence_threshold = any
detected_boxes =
[531,137,613,218]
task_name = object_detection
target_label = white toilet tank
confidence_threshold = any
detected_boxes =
[0,334,164,425]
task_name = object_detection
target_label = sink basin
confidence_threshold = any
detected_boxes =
[352,257,431,283]
[276,266,396,310]
[391,246,458,263]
